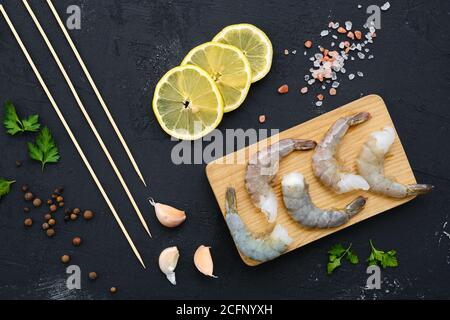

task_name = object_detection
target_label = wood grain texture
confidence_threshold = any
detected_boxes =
[206,95,417,266]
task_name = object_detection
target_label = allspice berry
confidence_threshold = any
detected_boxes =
[47,199,53,205]
[46,228,55,237]
[24,218,33,227]
[48,219,56,226]
[73,208,81,215]
[70,213,78,221]
[83,210,94,220]
[44,213,52,221]
[110,287,117,294]
[58,202,65,208]
[42,223,49,230]
[21,185,29,192]
[50,204,57,212]
[33,198,42,208]
[72,237,81,246]
[88,272,97,280]
[61,255,70,264]
[24,192,34,201]
[56,196,64,203]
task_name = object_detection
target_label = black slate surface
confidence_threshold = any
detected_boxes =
[0,0,449,300]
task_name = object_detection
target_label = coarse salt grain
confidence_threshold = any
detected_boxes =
[357,71,364,77]
[320,30,329,37]
[315,101,323,107]
[358,52,365,59]
[345,21,352,31]
[300,87,308,94]
[278,84,289,94]
[381,2,390,11]
[284,49,289,55]
[349,74,355,80]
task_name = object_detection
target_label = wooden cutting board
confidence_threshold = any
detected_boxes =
[206,95,417,266]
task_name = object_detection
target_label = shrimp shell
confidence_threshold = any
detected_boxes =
[225,187,292,262]
[282,172,366,228]
[357,126,434,198]
[245,138,317,223]
[312,112,371,194]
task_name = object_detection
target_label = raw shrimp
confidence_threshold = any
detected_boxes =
[357,126,433,198]
[312,112,371,194]
[225,187,292,262]
[245,138,317,223]
[282,172,366,228]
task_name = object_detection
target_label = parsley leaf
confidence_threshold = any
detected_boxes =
[327,258,342,274]
[0,178,15,199]
[3,100,40,135]
[327,243,359,274]
[328,244,346,257]
[346,250,359,264]
[22,114,40,132]
[3,101,22,135]
[367,240,398,268]
[28,126,60,171]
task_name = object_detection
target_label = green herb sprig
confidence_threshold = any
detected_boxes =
[327,243,359,274]
[3,100,40,135]
[367,240,398,268]
[0,179,15,199]
[28,126,60,171]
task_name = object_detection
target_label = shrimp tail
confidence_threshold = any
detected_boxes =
[224,187,292,262]
[293,139,317,151]
[225,187,238,213]
[406,184,434,196]
[344,196,367,218]
[348,112,371,126]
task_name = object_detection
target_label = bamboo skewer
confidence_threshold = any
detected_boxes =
[46,0,147,187]
[23,0,152,238]
[0,4,146,268]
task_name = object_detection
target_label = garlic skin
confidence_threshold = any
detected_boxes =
[194,245,217,278]
[159,246,179,285]
[149,199,186,228]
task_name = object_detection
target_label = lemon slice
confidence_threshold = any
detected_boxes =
[181,42,251,113]
[213,24,273,83]
[152,65,223,140]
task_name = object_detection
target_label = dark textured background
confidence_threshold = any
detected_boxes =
[0,0,449,300]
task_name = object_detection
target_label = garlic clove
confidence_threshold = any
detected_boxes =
[149,199,186,228]
[159,246,179,285]
[194,245,217,278]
